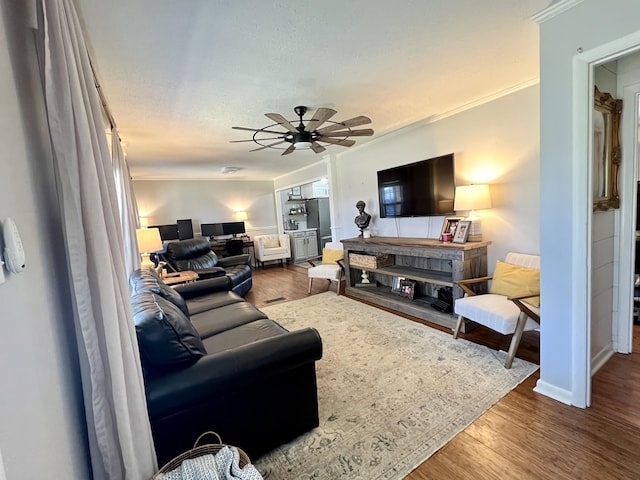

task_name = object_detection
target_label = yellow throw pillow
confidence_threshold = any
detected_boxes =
[321,248,344,265]
[262,236,280,248]
[489,261,540,307]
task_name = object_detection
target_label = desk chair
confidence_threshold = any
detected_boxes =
[225,239,245,257]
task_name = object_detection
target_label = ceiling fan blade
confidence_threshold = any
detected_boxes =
[316,136,356,147]
[310,142,326,154]
[305,108,337,132]
[249,140,288,152]
[232,126,288,135]
[320,128,374,137]
[316,116,372,134]
[281,144,296,156]
[265,113,298,133]
[229,136,285,143]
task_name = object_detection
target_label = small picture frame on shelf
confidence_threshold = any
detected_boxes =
[288,186,302,200]
[392,276,405,294]
[452,220,471,244]
[399,279,416,299]
[440,216,463,241]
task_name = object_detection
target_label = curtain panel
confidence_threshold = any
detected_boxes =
[42,0,157,478]
[111,128,141,274]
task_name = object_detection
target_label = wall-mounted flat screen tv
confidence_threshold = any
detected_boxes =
[377,153,455,217]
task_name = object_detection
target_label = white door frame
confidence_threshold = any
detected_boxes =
[573,33,640,407]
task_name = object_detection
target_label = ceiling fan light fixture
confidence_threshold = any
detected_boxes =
[293,141,312,149]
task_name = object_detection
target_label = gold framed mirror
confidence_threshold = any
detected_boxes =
[593,86,622,211]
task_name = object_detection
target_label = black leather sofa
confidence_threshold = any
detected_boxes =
[129,268,323,465]
[162,237,252,297]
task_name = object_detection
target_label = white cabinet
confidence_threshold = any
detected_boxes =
[290,230,318,263]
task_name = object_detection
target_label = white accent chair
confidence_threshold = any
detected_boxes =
[254,234,291,268]
[307,242,345,295]
[453,252,540,369]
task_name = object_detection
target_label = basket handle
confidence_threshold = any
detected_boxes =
[193,431,223,448]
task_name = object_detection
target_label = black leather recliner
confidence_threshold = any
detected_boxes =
[129,268,323,465]
[163,237,252,297]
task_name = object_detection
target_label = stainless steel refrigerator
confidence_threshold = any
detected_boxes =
[305,198,331,253]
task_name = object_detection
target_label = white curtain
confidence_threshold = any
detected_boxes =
[112,128,141,274]
[42,0,157,478]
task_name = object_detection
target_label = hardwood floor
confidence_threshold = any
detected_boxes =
[246,265,640,479]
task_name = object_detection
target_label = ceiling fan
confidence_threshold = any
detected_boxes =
[231,106,374,155]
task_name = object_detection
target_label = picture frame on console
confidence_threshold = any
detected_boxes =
[440,216,463,241]
[452,220,471,244]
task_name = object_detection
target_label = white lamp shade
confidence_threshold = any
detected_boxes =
[454,184,492,212]
[236,211,248,221]
[136,228,162,254]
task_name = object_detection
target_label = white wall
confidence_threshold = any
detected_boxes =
[134,179,279,236]
[332,85,540,270]
[0,3,90,478]
[538,0,640,405]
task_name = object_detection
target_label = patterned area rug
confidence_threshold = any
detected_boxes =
[253,292,538,480]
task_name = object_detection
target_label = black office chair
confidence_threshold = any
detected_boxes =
[225,239,245,257]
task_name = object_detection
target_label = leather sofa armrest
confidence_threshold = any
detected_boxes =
[173,276,230,299]
[146,327,322,418]
[218,254,250,267]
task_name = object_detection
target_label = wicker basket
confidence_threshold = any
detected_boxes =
[349,253,394,269]
[152,431,251,479]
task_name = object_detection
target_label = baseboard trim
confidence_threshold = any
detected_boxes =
[591,343,615,376]
[533,379,573,406]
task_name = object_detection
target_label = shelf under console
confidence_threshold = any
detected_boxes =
[341,236,491,332]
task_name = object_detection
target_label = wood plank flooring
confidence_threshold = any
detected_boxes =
[245,265,640,479]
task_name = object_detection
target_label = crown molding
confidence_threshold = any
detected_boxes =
[530,0,584,24]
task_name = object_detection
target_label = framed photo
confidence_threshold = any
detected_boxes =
[440,216,463,240]
[593,86,622,211]
[399,279,416,299]
[392,276,405,294]
[453,220,471,244]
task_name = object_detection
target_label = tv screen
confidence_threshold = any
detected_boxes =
[377,153,455,217]
[150,224,179,241]
[201,223,225,238]
[222,222,246,236]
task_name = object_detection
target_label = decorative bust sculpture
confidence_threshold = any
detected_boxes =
[354,200,372,236]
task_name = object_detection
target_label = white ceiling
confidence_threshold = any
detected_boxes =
[76,0,550,181]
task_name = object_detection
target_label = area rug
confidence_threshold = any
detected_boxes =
[253,292,538,480]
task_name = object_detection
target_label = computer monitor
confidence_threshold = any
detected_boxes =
[149,224,179,241]
[222,221,245,237]
[177,219,194,240]
[201,223,225,239]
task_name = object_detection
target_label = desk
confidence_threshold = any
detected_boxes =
[210,239,256,267]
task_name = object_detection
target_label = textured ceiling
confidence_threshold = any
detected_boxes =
[76,0,550,180]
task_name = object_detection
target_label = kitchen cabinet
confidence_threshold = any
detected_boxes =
[288,229,318,263]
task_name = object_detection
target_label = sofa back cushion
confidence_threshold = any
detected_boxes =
[131,292,205,372]
[129,268,190,317]
[166,238,219,271]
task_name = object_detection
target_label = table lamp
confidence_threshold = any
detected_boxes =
[454,184,492,241]
[136,227,162,268]
[236,211,248,221]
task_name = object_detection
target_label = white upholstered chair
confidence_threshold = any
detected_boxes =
[453,252,540,369]
[307,241,345,295]
[254,234,291,268]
